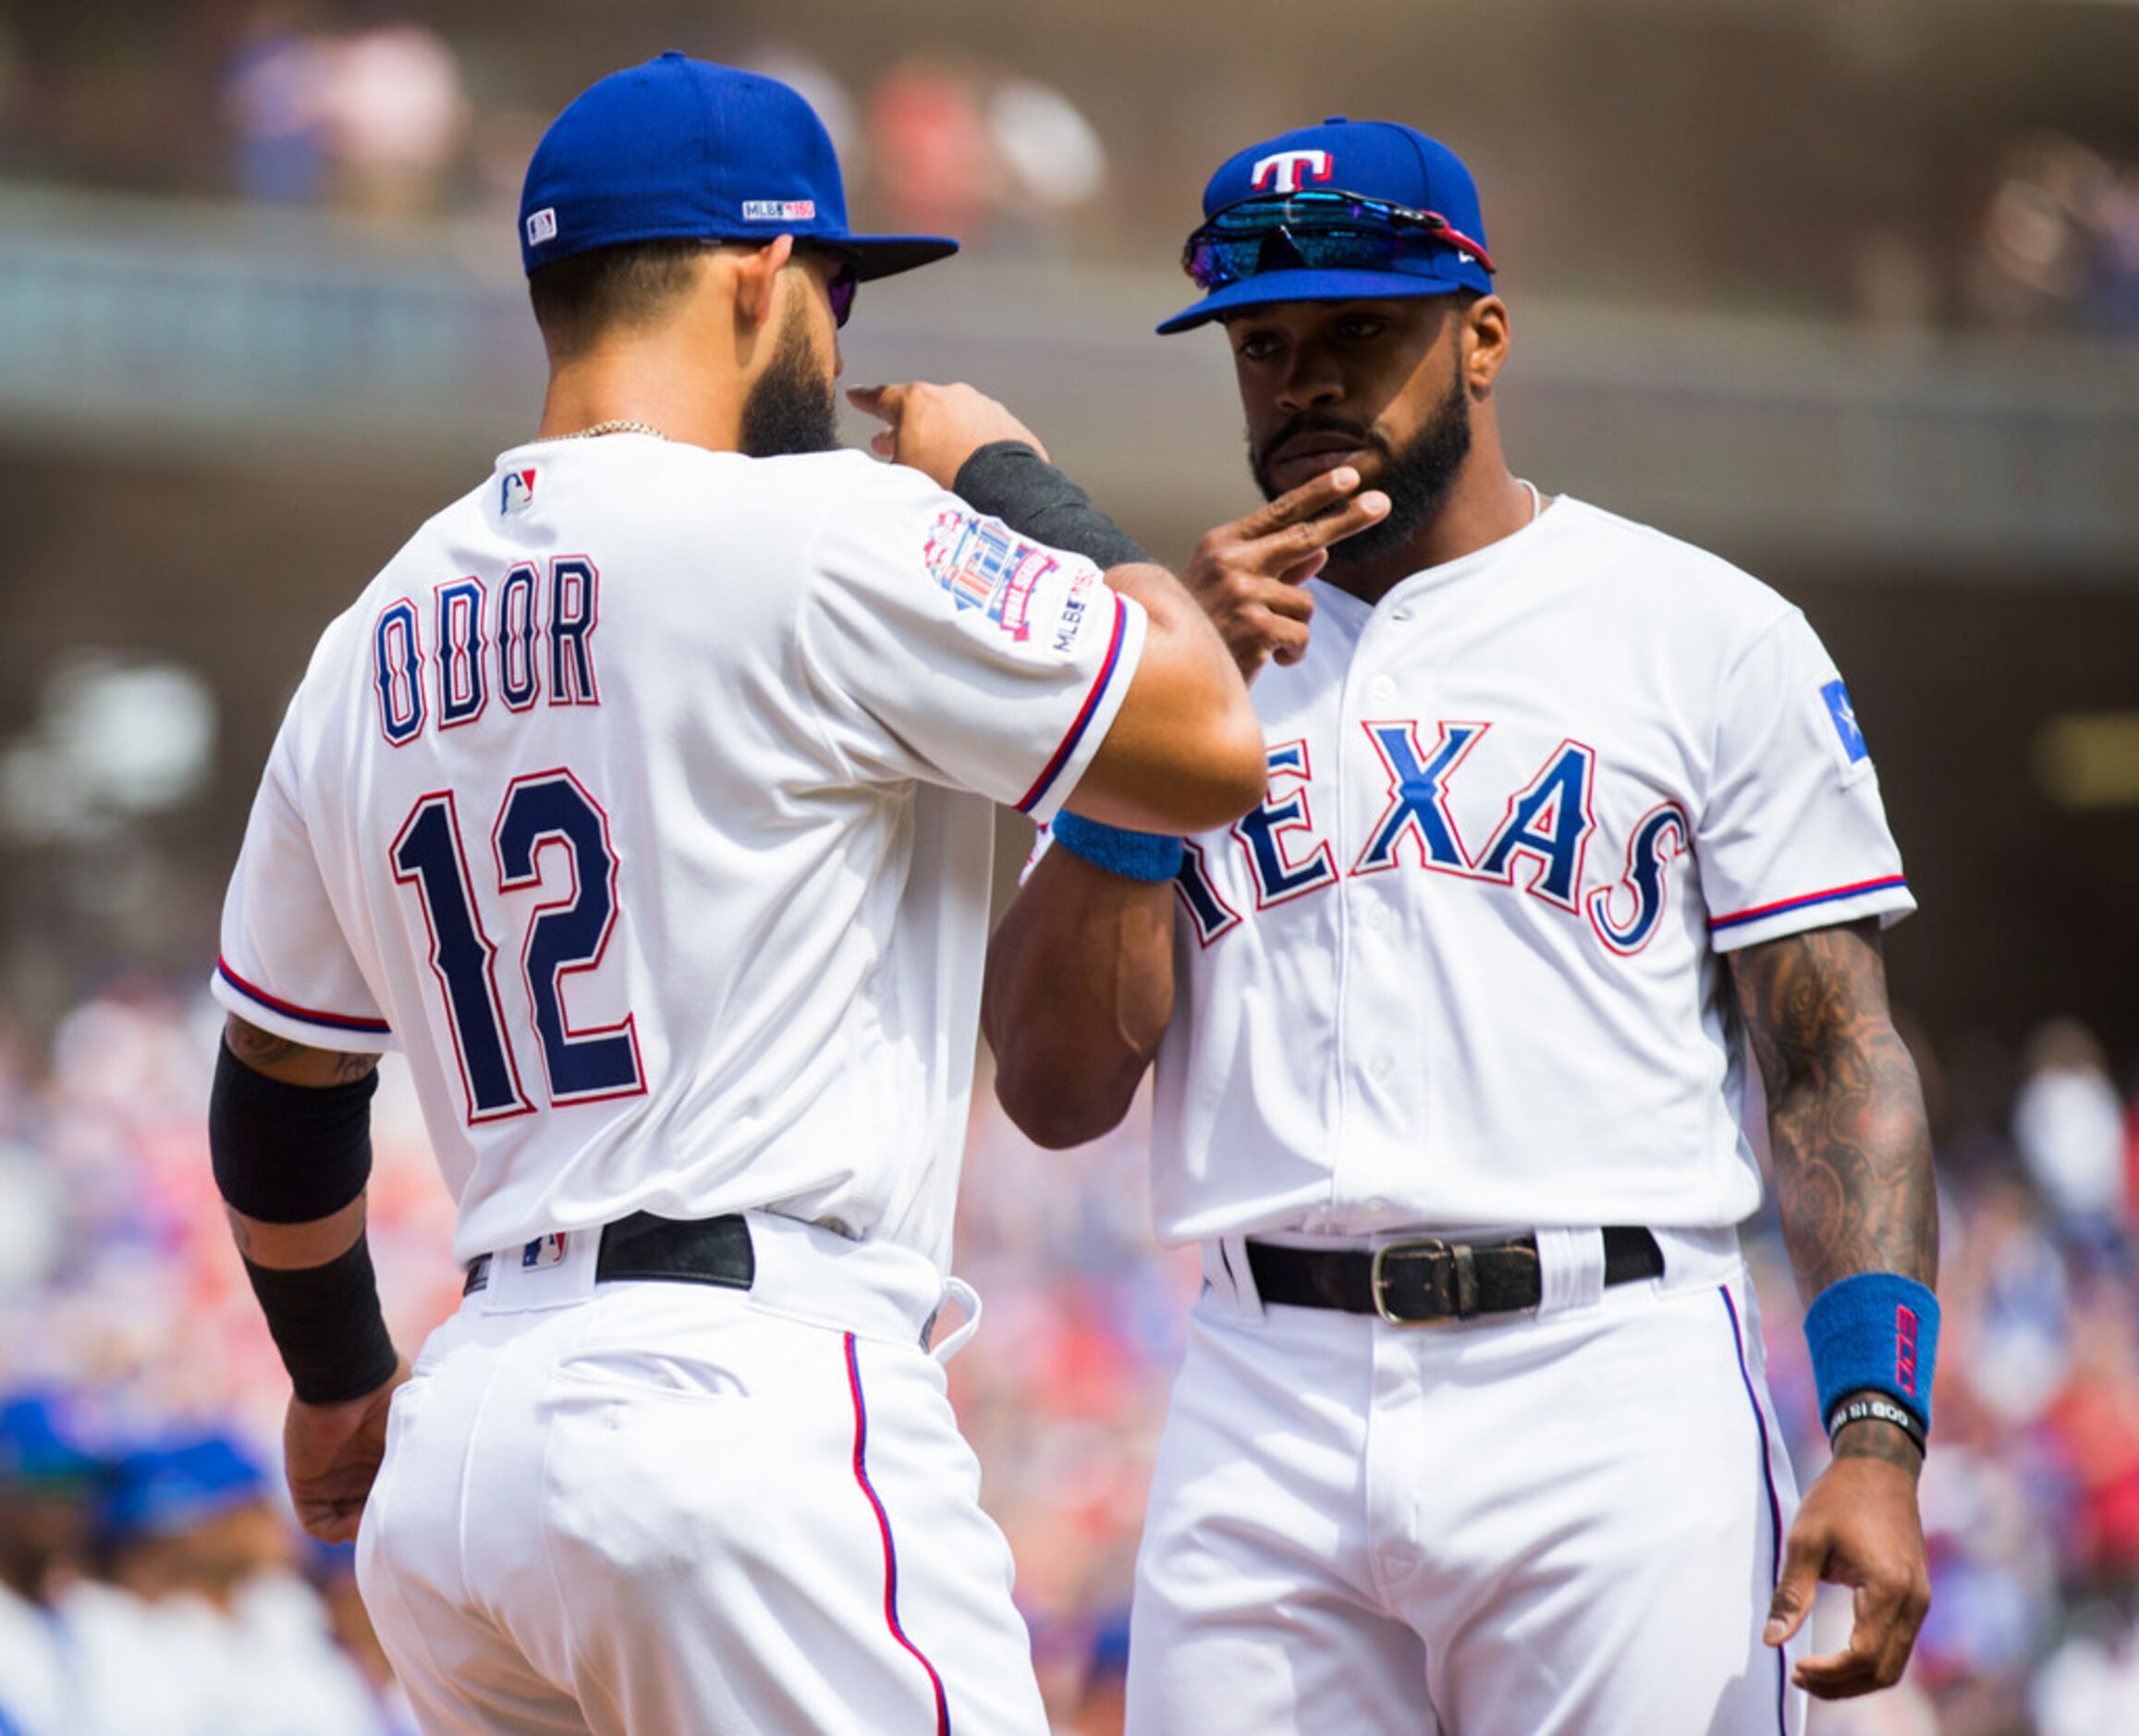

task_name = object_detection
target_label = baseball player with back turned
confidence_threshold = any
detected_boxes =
[982,120,1939,1733]
[202,54,1266,1735]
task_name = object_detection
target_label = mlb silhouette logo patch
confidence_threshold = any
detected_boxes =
[521,1232,569,1270]
[525,207,558,247]
[1821,679,1869,764]
[500,468,537,515]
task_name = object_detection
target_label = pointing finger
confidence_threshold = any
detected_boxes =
[847,384,901,423]
[1256,490,1390,562]
[1234,466,1364,539]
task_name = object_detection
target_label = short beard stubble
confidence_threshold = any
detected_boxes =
[1251,365,1473,574]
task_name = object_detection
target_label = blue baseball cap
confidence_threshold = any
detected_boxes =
[0,1391,104,1487]
[1157,118,1494,335]
[520,53,958,282]
[101,1434,267,1542]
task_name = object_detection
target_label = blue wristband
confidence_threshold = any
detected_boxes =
[1803,1272,1939,1436]
[1048,812,1184,882]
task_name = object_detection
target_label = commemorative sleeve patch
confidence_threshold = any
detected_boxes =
[923,509,1073,645]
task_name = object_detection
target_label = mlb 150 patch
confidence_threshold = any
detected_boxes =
[923,509,1059,642]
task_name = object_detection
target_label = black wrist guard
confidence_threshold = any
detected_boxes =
[952,441,1152,570]
[210,1043,377,1224]
[243,1235,399,1406]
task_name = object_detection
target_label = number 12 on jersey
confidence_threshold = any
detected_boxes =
[390,768,644,1122]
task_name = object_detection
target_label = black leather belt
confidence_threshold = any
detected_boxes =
[1245,1227,1663,1325]
[464,1211,754,1297]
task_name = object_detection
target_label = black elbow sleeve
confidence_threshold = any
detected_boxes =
[209,1043,379,1223]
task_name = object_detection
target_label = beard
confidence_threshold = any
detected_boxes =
[739,308,840,458]
[1250,368,1473,572]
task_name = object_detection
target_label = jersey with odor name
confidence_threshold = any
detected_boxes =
[1149,496,1912,1242]
[214,437,1143,1269]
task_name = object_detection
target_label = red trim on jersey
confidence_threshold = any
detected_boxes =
[1015,594,1129,815]
[215,957,392,1035]
[845,1334,952,1734]
[1708,875,1909,932]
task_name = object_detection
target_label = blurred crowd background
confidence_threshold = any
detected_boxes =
[2,3,2137,1733]
[4,995,2138,1732]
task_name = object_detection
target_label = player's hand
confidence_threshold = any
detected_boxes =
[283,1358,411,1544]
[1183,468,1389,678]
[1763,1424,1930,1699]
[848,382,1048,489]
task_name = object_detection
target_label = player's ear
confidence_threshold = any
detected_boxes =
[730,235,796,333]
[1461,294,1510,396]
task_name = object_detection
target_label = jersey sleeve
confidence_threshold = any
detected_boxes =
[797,467,1147,823]
[211,725,397,1052]
[1694,608,1915,953]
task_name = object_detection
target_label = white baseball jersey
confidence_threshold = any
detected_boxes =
[214,435,1143,1267]
[1149,495,1913,1241]
[0,1585,69,1736]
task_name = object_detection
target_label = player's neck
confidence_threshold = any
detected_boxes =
[536,343,747,452]
[1323,461,1538,607]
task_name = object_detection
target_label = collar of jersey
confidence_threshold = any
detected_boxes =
[1308,490,1580,616]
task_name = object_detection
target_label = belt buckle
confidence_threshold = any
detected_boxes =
[1370,1238,1479,1326]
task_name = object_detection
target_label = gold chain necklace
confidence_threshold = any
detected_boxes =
[537,419,670,443]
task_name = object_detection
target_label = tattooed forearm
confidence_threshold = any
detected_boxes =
[1831,1416,1925,1471]
[1730,921,1937,1296]
[223,1015,380,1088]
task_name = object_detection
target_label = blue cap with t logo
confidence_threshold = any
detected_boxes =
[1158,117,1494,335]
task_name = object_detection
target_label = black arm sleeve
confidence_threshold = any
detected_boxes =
[209,1043,378,1223]
[952,441,1153,570]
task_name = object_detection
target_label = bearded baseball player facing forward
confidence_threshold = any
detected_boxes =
[204,54,1266,1733]
[984,121,1937,1733]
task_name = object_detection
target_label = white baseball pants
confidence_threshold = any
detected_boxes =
[356,1213,1047,1735]
[1127,1229,1806,1736]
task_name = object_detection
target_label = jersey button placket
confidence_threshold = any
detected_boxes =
[1361,596,1436,1219]
[1339,616,1402,1219]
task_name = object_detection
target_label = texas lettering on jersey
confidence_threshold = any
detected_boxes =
[1176,726,1692,957]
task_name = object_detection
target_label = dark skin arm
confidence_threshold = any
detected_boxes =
[984,843,1179,1147]
[1730,921,1937,1700]
[984,470,1384,1142]
[221,1013,409,1544]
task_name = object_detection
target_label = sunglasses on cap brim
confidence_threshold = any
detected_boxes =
[1181,190,1496,292]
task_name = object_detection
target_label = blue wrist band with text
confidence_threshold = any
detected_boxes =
[1049,812,1184,882]
[1803,1271,1939,1436]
